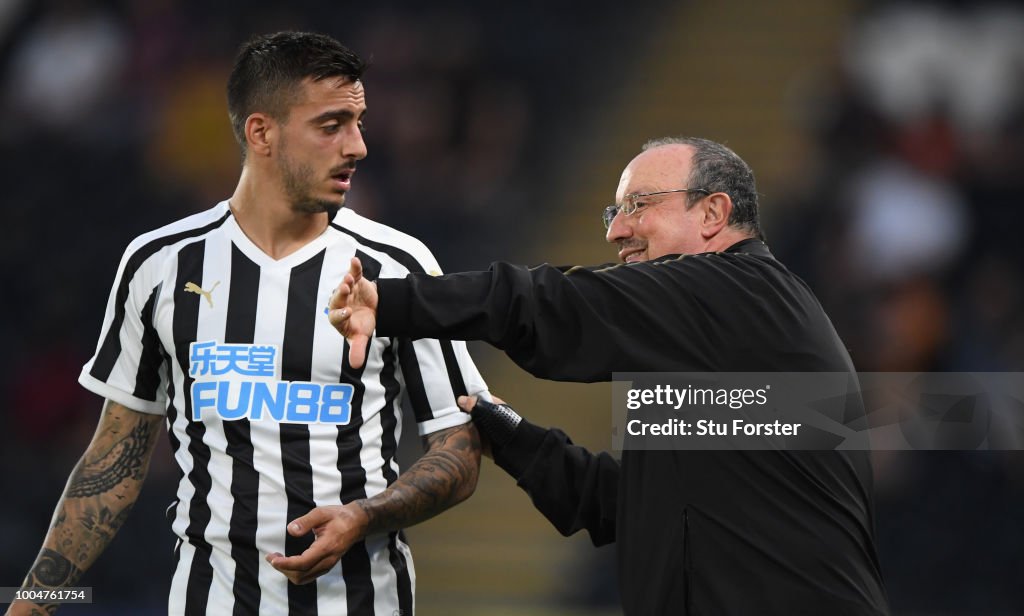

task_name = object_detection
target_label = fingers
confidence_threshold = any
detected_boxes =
[265,503,365,585]
[457,394,506,412]
[457,395,478,413]
[269,508,334,571]
[328,285,346,311]
[349,256,363,283]
[328,276,356,311]
[327,307,347,326]
[265,506,342,585]
[267,540,332,571]
[326,307,369,370]
[328,256,373,370]
[287,507,332,536]
[347,334,368,370]
[457,394,500,459]
[266,544,339,585]
[326,258,360,311]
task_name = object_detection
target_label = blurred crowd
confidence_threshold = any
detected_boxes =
[781,1,1024,373]
[2,0,1023,613]
[772,2,1024,611]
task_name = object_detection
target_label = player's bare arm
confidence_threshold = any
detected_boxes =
[327,257,378,369]
[7,401,162,616]
[360,422,482,530]
[266,421,482,585]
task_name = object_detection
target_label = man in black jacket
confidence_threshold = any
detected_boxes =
[328,137,889,615]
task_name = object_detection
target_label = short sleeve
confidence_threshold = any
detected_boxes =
[79,242,169,415]
[397,336,491,435]
[391,250,490,435]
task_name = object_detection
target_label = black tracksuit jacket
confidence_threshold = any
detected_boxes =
[376,239,889,615]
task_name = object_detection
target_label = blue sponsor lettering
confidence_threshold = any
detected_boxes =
[217,381,251,420]
[320,385,353,423]
[288,383,320,422]
[190,341,218,376]
[241,346,276,376]
[191,379,353,424]
[189,341,278,378]
[192,381,217,418]
[251,381,288,421]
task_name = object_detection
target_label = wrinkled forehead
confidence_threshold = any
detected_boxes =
[615,144,694,200]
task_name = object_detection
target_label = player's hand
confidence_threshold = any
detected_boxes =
[328,257,378,369]
[265,503,369,585]
[457,394,506,459]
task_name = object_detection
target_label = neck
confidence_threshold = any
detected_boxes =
[229,165,331,260]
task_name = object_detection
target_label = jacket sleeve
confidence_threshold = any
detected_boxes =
[376,258,712,381]
[493,419,619,546]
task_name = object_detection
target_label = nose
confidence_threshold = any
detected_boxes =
[605,208,631,244]
[344,124,368,161]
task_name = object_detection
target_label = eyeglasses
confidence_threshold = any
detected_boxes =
[601,188,710,229]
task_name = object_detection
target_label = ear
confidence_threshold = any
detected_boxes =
[244,112,274,158]
[700,192,733,239]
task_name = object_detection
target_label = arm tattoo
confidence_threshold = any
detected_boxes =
[25,549,81,587]
[360,423,481,535]
[68,420,153,497]
[20,548,82,614]
[17,401,161,611]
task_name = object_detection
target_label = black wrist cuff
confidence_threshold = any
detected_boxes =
[470,399,522,450]
[493,419,548,480]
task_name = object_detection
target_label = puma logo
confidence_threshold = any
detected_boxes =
[184,281,221,308]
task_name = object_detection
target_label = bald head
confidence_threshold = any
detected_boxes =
[642,136,762,238]
[616,144,696,201]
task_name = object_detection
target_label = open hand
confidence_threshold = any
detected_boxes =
[328,257,378,369]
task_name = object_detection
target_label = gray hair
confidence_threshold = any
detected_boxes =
[642,136,763,240]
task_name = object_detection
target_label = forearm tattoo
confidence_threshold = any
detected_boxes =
[26,549,80,586]
[360,423,481,534]
[19,402,159,611]
[20,549,82,614]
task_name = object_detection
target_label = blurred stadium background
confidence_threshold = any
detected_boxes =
[2,0,1024,614]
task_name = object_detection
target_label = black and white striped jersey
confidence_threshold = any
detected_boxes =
[79,201,489,615]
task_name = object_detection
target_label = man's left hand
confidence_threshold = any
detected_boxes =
[266,502,370,585]
[328,257,378,369]
[458,394,507,459]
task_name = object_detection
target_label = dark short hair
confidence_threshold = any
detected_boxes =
[642,136,763,240]
[227,31,367,156]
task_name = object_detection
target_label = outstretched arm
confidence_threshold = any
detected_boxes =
[7,401,163,616]
[267,422,481,585]
[329,255,712,382]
